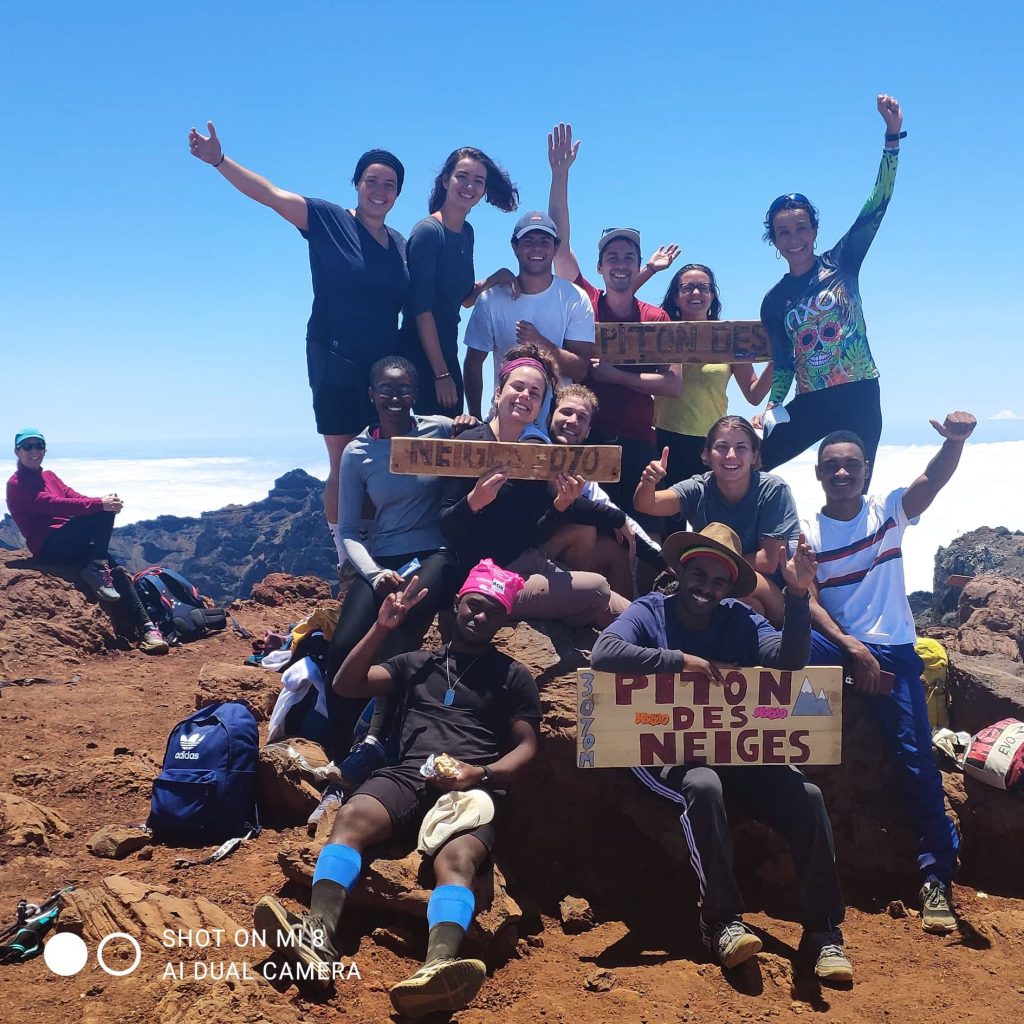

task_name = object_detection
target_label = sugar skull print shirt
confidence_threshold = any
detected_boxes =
[761,149,899,404]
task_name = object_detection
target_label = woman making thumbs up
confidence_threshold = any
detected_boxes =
[633,416,798,626]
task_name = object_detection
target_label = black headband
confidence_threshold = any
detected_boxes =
[352,149,405,195]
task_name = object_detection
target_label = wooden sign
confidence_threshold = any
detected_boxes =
[390,438,621,482]
[596,321,771,365]
[576,666,843,768]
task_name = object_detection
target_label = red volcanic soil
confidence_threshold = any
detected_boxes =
[1,565,1022,1023]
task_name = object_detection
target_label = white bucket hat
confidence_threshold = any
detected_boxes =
[417,790,495,855]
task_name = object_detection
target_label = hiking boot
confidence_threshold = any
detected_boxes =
[139,626,169,655]
[711,919,762,969]
[81,560,120,602]
[337,738,386,790]
[920,877,957,934]
[253,896,337,991]
[804,928,853,983]
[388,957,487,1018]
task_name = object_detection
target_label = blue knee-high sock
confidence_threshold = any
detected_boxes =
[311,843,363,938]
[425,885,475,964]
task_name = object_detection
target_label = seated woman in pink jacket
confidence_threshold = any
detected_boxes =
[6,428,167,653]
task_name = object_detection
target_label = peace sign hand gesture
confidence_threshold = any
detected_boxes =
[188,121,223,165]
[376,576,429,633]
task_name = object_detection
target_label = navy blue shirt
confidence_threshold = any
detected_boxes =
[301,199,408,385]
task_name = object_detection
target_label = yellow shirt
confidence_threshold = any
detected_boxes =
[655,363,731,436]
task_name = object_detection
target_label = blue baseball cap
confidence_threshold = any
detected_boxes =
[15,428,45,447]
[512,211,559,241]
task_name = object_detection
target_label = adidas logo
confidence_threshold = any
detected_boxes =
[174,732,205,760]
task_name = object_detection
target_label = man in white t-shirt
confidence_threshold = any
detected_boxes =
[801,411,977,937]
[463,211,594,422]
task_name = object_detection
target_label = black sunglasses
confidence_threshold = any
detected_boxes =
[18,441,46,452]
[767,193,810,216]
[373,385,416,398]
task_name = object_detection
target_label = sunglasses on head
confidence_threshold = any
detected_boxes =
[767,193,810,216]
[18,441,45,451]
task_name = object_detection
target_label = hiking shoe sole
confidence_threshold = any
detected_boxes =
[253,896,333,992]
[388,958,487,1018]
[718,931,762,969]
[922,914,957,935]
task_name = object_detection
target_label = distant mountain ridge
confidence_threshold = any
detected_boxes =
[0,469,335,604]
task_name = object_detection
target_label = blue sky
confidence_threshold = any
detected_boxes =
[4,0,1023,450]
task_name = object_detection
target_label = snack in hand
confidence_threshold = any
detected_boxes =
[433,753,461,778]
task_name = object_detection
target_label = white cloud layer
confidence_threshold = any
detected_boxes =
[990,409,1022,421]
[29,441,1023,594]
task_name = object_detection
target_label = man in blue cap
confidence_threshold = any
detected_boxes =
[6,429,167,653]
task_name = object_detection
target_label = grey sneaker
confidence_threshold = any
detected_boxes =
[253,896,337,991]
[920,877,957,934]
[81,560,120,602]
[804,929,853,983]
[138,626,169,655]
[711,919,762,969]
[388,957,487,1019]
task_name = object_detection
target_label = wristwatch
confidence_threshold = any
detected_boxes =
[479,765,494,788]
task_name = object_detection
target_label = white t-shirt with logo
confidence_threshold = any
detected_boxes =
[464,276,595,421]
[801,488,919,646]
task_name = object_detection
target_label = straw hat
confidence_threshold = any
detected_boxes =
[661,523,757,598]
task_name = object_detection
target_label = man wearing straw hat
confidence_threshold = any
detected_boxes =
[591,523,852,983]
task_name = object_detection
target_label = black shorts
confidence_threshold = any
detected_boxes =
[306,340,375,436]
[355,763,497,855]
[311,379,374,436]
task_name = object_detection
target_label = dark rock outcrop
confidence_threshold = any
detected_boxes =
[108,469,334,604]
[933,526,1024,621]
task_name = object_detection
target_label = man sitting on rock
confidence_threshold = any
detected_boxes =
[5,427,167,654]
[802,412,977,934]
[254,559,540,1017]
[590,523,852,982]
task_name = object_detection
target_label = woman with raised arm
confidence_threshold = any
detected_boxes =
[634,415,799,627]
[646,261,772,486]
[399,147,519,415]
[188,122,409,561]
[440,344,630,628]
[756,95,904,481]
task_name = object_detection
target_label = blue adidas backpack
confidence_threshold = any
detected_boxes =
[148,701,260,843]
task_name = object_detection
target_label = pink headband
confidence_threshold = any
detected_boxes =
[500,357,546,380]
[457,558,525,614]
[677,546,740,583]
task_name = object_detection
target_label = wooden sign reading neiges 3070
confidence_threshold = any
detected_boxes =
[596,321,771,364]
[390,438,622,482]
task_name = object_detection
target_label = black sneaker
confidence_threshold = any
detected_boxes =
[81,560,120,602]
[254,896,337,991]
[389,957,487,1018]
[803,928,853,983]
[710,919,762,969]
[920,877,957,934]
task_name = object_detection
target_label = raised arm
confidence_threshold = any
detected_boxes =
[631,244,681,296]
[831,95,903,274]
[188,121,308,232]
[546,123,582,282]
[333,577,430,697]
[902,412,976,520]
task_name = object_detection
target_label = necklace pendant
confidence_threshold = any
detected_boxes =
[443,689,456,707]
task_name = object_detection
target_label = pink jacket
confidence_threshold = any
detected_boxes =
[5,464,103,556]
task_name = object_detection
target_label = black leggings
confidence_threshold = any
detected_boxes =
[760,378,882,486]
[323,548,460,759]
[37,512,115,567]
